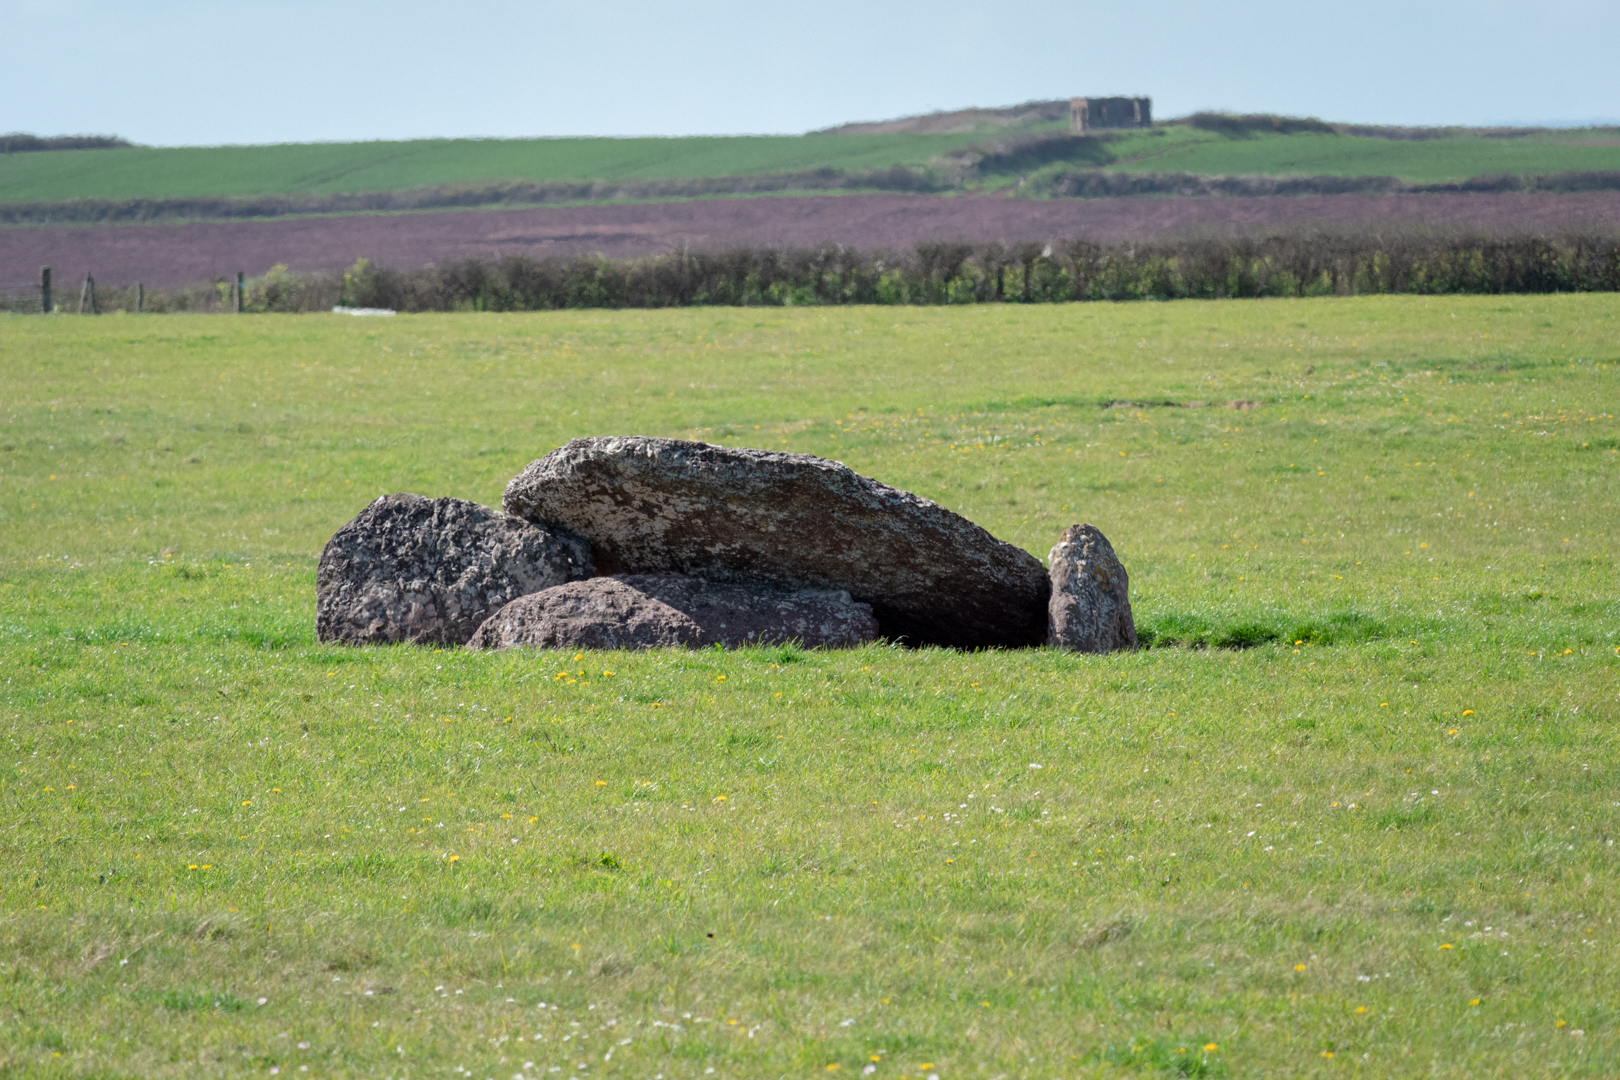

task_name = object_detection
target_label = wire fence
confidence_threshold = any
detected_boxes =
[0,280,43,313]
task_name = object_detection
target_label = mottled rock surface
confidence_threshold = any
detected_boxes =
[468,573,879,650]
[316,493,592,646]
[1047,523,1136,653]
[502,437,1049,648]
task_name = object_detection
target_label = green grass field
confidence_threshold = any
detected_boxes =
[0,134,974,205]
[3,297,1618,1078]
[1100,128,1620,185]
[5,126,1620,207]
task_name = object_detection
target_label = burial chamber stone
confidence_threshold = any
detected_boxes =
[1046,523,1137,653]
[502,437,1050,648]
[467,573,880,651]
[316,493,592,646]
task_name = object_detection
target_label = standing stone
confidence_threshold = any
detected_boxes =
[502,437,1049,649]
[316,493,592,646]
[468,573,880,651]
[1047,523,1136,653]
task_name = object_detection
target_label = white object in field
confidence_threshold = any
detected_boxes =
[332,305,396,317]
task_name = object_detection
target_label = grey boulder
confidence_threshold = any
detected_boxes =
[316,493,592,646]
[502,437,1049,648]
[1046,523,1137,653]
[468,573,880,650]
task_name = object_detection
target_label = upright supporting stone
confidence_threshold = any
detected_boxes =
[1047,523,1136,653]
[235,272,245,313]
[136,282,144,313]
[40,266,50,313]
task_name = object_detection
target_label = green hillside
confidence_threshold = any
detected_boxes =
[3,121,1619,209]
[0,133,972,204]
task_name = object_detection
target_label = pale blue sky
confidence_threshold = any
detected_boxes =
[7,0,1618,145]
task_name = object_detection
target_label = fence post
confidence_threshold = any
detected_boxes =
[136,283,144,313]
[41,267,50,313]
[235,271,244,313]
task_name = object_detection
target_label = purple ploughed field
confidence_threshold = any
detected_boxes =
[6,191,1620,288]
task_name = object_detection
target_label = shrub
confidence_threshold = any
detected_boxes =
[111,228,1620,314]
[0,133,133,152]
[1183,112,1337,137]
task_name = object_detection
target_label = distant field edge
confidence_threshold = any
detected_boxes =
[10,168,1620,227]
[1033,168,1620,200]
[0,168,949,227]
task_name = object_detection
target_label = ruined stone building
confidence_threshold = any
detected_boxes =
[1069,97,1152,134]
